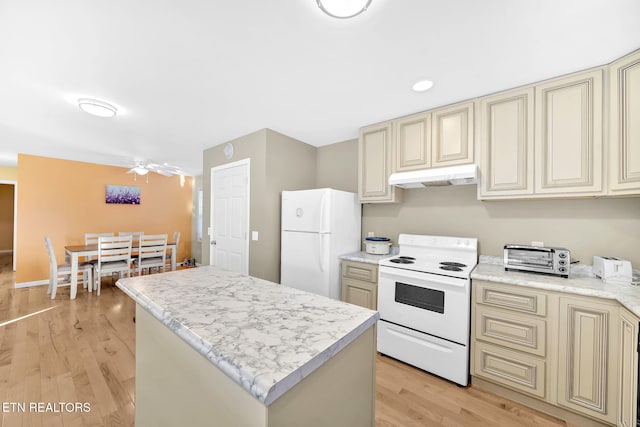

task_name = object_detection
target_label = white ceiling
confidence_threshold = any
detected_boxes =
[1,0,639,176]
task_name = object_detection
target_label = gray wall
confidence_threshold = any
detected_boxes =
[316,139,640,267]
[316,139,358,193]
[202,129,316,283]
[191,175,203,264]
[204,132,640,283]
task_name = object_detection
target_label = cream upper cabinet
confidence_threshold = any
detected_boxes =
[609,49,640,195]
[534,69,604,195]
[431,101,474,167]
[393,111,432,172]
[618,309,639,427]
[478,87,534,198]
[557,296,618,424]
[358,122,403,203]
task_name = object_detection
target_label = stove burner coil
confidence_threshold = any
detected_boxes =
[389,258,415,264]
[440,265,463,272]
[440,261,467,268]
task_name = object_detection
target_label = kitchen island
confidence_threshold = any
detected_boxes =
[116,266,379,427]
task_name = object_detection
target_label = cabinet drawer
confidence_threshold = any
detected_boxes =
[475,306,546,357]
[342,261,378,283]
[474,341,546,399]
[475,281,546,316]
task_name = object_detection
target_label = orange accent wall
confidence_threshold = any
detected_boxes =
[16,154,193,283]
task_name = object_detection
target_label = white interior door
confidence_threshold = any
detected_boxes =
[210,159,249,275]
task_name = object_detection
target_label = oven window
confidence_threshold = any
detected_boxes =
[394,282,445,313]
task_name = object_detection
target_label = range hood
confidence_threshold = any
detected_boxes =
[389,164,477,188]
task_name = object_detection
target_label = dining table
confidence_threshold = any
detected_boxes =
[64,242,178,299]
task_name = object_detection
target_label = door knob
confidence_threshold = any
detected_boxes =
[211,240,217,245]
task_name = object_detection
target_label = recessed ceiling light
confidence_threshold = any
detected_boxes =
[77,98,118,118]
[316,0,372,19]
[412,80,434,92]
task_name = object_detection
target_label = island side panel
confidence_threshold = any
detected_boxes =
[268,326,376,427]
[135,305,268,427]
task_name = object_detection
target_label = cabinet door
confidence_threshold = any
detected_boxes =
[618,309,638,427]
[431,101,474,167]
[393,111,432,172]
[557,297,617,424]
[534,69,604,195]
[358,123,403,203]
[478,88,534,198]
[609,50,640,195]
[342,278,377,310]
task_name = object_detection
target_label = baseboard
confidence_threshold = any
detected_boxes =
[14,279,48,288]
[0,249,13,254]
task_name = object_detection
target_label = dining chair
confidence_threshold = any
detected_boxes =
[167,231,181,271]
[95,235,133,296]
[44,236,93,299]
[85,232,115,245]
[137,234,168,276]
[118,231,144,246]
[83,232,115,290]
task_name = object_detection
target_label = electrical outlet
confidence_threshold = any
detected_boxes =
[367,231,375,237]
[252,231,259,241]
[531,241,544,247]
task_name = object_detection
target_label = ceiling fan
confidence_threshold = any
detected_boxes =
[125,160,185,177]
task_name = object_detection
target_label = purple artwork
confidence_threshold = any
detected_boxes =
[106,185,140,205]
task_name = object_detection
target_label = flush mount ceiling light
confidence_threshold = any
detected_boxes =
[77,98,117,117]
[412,80,434,92]
[316,0,372,19]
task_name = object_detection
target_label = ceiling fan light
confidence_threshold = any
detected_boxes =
[133,166,149,175]
[78,98,117,118]
[316,0,372,19]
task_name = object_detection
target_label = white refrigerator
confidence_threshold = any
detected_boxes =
[280,188,361,300]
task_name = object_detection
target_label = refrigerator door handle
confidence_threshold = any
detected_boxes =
[319,191,327,233]
[318,233,324,272]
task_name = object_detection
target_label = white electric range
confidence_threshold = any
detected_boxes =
[377,234,478,386]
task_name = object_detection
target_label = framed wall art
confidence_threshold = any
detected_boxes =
[105,185,141,205]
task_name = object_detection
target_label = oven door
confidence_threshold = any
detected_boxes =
[378,265,470,345]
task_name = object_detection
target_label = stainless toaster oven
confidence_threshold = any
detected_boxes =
[504,244,570,278]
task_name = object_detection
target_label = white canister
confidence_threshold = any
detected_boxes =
[364,237,392,255]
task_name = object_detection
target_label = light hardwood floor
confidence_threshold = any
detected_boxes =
[0,253,573,426]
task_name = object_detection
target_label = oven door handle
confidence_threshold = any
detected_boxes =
[379,266,467,288]
[386,326,454,352]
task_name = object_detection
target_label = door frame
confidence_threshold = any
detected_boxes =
[210,158,250,274]
[0,180,17,271]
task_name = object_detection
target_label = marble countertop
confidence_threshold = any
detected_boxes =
[116,267,379,405]
[472,258,640,317]
[339,250,396,265]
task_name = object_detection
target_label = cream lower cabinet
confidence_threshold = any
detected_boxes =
[473,280,637,426]
[358,123,403,203]
[473,281,551,400]
[609,49,640,195]
[618,309,639,427]
[341,261,378,310]
[557,296,618,424]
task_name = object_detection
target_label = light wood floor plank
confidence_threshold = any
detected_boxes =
[1,253,577,426]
